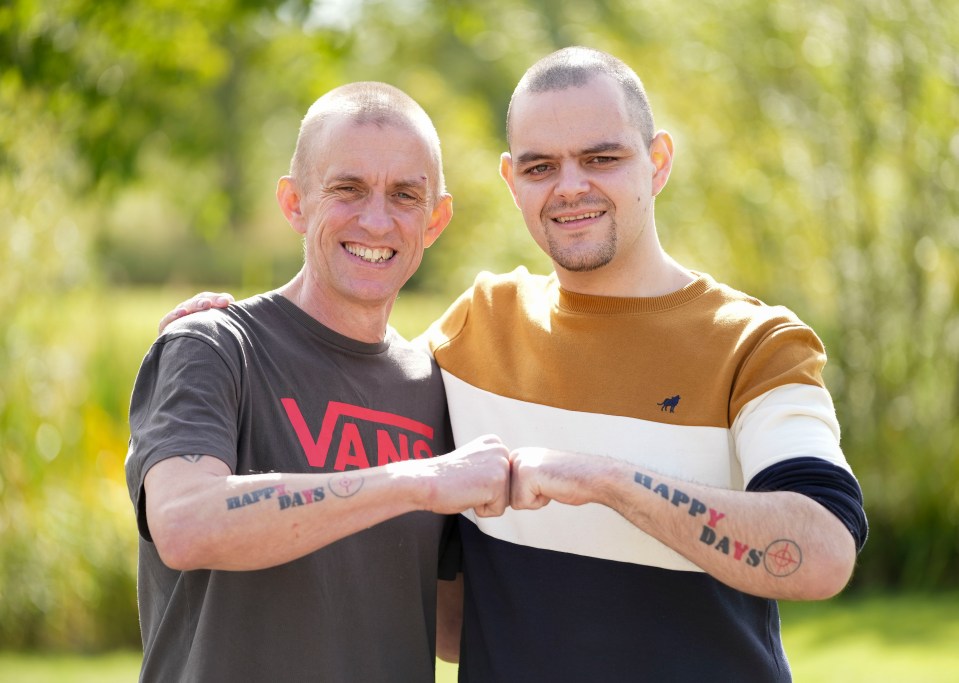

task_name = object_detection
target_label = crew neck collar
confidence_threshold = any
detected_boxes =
[556,272,714,315]
[266,291,392,354]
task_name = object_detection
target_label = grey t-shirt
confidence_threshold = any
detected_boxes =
[126,292,454,682]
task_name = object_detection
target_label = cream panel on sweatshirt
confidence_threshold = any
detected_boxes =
[445,372,849,572]
[444,371,724,572]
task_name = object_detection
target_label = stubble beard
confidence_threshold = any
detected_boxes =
[545,217,618,273]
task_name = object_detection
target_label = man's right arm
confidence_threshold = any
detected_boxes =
[144,434,510,572]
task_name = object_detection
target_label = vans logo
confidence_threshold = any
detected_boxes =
[657,395,681,413]
[281,399,435,470]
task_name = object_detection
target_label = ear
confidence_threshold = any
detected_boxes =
[649,131,674,197]
[499,152,521,208]
[276,176,306,234]
[423,193,453,248]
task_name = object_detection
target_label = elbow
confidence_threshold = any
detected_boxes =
[435,607,462,663]
[797,540,857,601]
[436,642,460,664]
[809,554,856,600]
[147,504,210,571]
[436,618,461,664]
[154,541,201,573]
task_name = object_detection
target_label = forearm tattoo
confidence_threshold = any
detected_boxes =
[224,483,325,511]
[634,469,802,577]
[177,454,365,512]
[329,474,364,498]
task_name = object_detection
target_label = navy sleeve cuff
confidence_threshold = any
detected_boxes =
[746,457,869,552]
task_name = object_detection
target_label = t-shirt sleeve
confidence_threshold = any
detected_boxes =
[730,320,829,421]
[728,318,867,550]
[732,383,848,482]
[729,317,849,478]
[125,334,241,541]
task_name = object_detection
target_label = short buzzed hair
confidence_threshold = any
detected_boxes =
[290,82,446,203]
[507,47,655,149]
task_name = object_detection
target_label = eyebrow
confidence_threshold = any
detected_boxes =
[328,173,429,191]
[393,176,429,192]
[582,141,630,156]
[329,173,365,186]
[515,141,631,166]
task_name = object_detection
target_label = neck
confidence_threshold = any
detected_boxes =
[278,270,392,343]
[554,244,695,298]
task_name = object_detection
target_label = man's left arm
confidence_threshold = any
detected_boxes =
[509,448,860,601]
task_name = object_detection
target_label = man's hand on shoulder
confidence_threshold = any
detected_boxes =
[158,292,235,334]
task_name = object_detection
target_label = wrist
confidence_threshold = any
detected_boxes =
[386,457,439,512]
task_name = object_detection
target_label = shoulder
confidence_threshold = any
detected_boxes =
[452,266,555,326]
[699,278,832,412]
[470,266,554,302]
[422,267,553,353]
[144,295,286,382]
[708,278,806,331]
[386,327,443,379]
[703,276,825,356]
[159,293,273,348]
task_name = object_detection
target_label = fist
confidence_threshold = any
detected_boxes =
[427,435,511,517]
[509,447,603,510]
[509,447,554,510]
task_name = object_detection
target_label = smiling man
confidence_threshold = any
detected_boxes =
[424,47,868,681]
[125,83,511,682]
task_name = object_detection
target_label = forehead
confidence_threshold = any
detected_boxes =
[312,116,434,186]
[510,75,639,156]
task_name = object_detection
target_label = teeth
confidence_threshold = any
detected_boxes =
[345,243,395,262]
[555,212,602,224]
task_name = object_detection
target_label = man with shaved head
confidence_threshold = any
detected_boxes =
[126,82,511,682]
[424,47,867,681]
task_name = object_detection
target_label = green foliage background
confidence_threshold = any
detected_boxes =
[1,0,957,652]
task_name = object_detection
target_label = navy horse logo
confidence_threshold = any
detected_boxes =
[657,395,681,413]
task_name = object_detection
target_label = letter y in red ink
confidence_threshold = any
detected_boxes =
[707,508,726,528]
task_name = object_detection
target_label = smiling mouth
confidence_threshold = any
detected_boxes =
[344,243,396,263]
[553,211,605,224]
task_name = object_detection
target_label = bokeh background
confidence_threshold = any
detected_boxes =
[1,0,957,658]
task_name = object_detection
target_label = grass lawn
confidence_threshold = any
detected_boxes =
[2,593,956,682]
[778,592,959,682]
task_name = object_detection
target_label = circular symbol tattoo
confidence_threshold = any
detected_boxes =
[763,539,803,577]
[330,474,364,498]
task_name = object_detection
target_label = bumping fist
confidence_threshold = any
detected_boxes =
[509,447,606,510]
[423,435,511,518]
[508,448,553,510]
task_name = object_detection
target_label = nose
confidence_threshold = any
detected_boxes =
[357,193,392,233]
[554,162,590,201]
